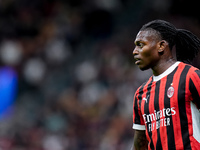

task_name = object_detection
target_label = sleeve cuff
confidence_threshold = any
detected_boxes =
[132,124,146,130]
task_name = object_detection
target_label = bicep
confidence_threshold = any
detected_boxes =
[189,70,200,109]
[133,93,145,126]
[133,130,148,150]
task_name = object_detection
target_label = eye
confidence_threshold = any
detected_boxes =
[135,42,144,48]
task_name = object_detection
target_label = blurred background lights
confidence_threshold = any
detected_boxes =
[75,61,98,83]
[0,40,23,66]
[44,39,71,65]
[0,67,17,118]
[23,58,46,84]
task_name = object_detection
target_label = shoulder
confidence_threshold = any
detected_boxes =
[186,63,200,77]
[188,66,200,82]
[179,62,199,76]
[135,76,153,96]
[178,63,200,85]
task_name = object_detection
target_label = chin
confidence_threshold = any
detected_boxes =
[138,65,149,71]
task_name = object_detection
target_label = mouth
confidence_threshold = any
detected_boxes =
[134,57,141,65]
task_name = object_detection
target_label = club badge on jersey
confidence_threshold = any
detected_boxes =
[167,83,174,98]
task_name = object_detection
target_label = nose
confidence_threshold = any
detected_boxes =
[133,47,139,56]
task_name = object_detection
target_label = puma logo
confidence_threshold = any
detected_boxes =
[142,95,149,103]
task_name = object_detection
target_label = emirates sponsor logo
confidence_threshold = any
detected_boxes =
[143,107,176,131]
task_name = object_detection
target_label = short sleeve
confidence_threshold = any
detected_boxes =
[132,92,145,130]
[189,69,200,109]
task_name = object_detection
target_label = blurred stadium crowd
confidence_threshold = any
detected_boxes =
[0,0,200,150]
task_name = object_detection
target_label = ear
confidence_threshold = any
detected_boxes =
[158,40,168,53]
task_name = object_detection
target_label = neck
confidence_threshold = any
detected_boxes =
[152,57,176,76]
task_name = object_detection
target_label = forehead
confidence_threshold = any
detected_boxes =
[135,30,160,43]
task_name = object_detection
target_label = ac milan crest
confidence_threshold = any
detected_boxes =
[167,85,174,98]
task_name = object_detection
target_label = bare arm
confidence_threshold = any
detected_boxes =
[132,130,148,150]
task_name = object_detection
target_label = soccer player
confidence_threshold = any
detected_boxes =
[132,19,200,150]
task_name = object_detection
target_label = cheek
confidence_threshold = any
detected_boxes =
[141,47,159,63]
[141,48,154,59]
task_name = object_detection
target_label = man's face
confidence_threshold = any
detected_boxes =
[133,30,161,70]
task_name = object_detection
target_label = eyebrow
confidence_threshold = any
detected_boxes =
[135,40,142,45]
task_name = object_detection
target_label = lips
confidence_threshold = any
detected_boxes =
[134,57,141,65]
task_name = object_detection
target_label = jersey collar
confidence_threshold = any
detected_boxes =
[153,61,180,82]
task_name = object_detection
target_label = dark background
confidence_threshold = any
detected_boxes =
[0,0,200,149]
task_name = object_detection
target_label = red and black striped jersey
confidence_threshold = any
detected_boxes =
[132,62,200,150]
